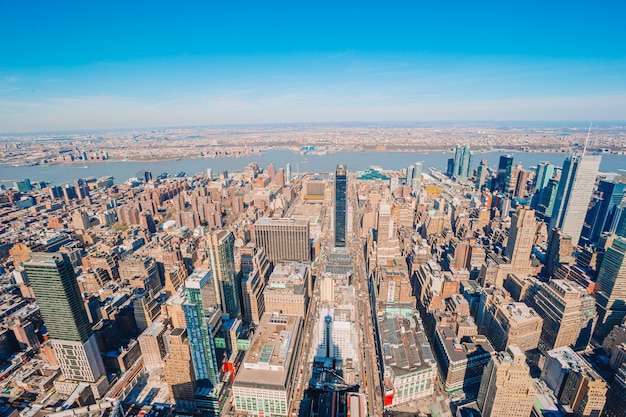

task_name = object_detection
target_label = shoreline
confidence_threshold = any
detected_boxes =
[3,147,624,168]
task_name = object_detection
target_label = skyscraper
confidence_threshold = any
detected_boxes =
[532,162,555,209]
[494,154,514,192]
[504,205,536,276]
[164,328,197,409]
[545,228,574,277]
[475,158,488,191]
[588,180,626,244]
[446,158,455,178]
[530,279,597,351]
[405,164,414,190]
[253,217,311,263]
[240,247,271,325]
[23,253,105,384]
[559,366,607,417]
[513,168,530,199]
[542,346,607,416]
[452,145,472,180]
[208,230,240,319]
[536,179,557,217]
[602,363,626,417]
[477,346,536,417]
[486,302,543,355]
[549,153,601,246]
[594,237,626,343]
[183,272,219,387]
[285,162,291,183]
[334,164,347,248]
[276,168,285,187]
[376,201,397,249]
[535,162,555,191]
[610,202,626,238]
[411,162,423,194]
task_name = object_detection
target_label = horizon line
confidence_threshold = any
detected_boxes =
[2,119,625,136]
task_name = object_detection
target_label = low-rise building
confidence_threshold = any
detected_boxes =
[378,308,438,408]
[233,313,303,416]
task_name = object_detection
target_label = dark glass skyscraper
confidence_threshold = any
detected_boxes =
[531,162,555,209]
[493,155,514,192]
[23,252,105,383]
[334,164,347,248]
[587,180,626,244]
[594,238,626,343]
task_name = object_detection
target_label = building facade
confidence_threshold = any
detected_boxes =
[335,164,347,248]
[549,153,601,246]
[208,230,240,318]
[477,346,536,417]
[594,238,626,343]
[254,217,311,263]
[23,253,106,384]
[233,313,303,416]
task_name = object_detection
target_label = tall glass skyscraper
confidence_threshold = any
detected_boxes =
[549,153,601,246]
[208,230,240,319]
[535,162,555,191]
[452,145,472,180]
[23,252,105,383]
[494,155,514,192]
[587,180,626,244]
[334,164,347,248]
[405,164,414,190]
[184,272,219,387]
[532,162,555,209]
[594,238,626,343]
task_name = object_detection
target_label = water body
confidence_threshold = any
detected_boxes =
[1,151,625,185]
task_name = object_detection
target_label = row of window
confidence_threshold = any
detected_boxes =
[235,396,287,414]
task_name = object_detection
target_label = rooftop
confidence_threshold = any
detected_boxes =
[185,269,210,289]
[437,326,495,363]
[255,216,309,227]
[234,313,302,390]
[379,311,436,376]
[138,316,165,338]
[499,302,541,323]
[266,262,309,296]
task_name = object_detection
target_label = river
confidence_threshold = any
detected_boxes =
[1,150,624,185]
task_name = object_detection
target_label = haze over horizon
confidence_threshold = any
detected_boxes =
[1,1,626,133]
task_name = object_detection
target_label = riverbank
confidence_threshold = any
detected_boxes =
[2,150,626,186]
[4,146,625,168]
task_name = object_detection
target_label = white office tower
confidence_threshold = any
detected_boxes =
[549,153,601,246]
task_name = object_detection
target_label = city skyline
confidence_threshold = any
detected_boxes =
[1,2,626,132]
[2,145,626,415]
[2,1,626,415]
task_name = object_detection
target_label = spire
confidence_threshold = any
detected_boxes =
[583,122,592,156]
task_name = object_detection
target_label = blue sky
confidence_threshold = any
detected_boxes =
[1,1,625,132]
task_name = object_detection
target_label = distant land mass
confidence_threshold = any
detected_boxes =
[1,122,625,168]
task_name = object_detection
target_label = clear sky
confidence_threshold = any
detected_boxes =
[1,1,625,133]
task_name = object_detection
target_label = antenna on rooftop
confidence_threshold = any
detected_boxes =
[583,122,592,155]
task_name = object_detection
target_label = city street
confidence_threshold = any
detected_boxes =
[349,173,383,417]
